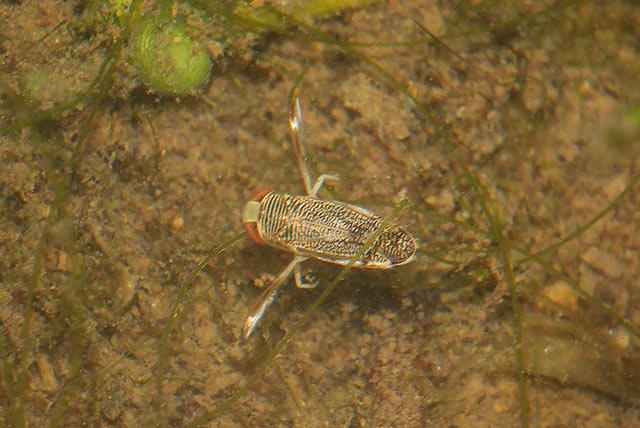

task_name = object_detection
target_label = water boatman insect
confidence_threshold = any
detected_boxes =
[241,97,418,339]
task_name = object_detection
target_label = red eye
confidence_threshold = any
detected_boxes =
[250,189,272,202]
[244,221,265,245]
[243,190,271,245]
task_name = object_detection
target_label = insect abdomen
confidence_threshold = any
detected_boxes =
[256,192,417,268]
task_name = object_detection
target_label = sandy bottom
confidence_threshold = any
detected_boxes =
[0,0,639,426]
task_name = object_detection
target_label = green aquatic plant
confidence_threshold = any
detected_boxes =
[131,14,212,95]
[111,0,133,23]
[608,106,640,150]
[232,0,381,30]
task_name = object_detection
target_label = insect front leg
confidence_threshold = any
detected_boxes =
[294,262,318,289]
[310,174,340,198]
[243,255,308,339]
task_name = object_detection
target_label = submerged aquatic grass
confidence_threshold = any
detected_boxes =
[2,35,125,426]
[158,5,639,427]
[1,0,639,427]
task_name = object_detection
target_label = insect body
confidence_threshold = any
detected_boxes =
[241,97,417,339]
[243,192,416,268]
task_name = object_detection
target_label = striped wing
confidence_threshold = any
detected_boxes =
[259,193,416,268]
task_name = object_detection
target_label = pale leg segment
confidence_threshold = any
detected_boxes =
[243,255,309,339]
[294,263,318,289]
[310,174,340,198]
[289,97,340,198]
[289,97,313,196]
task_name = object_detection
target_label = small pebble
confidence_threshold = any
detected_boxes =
[37,355,58,392]
[171,216,184,230]
[542,281,577,312]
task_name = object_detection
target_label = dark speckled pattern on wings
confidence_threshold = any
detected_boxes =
[257,192,417,268]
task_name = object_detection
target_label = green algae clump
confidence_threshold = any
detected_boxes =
[131,15,212,95]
